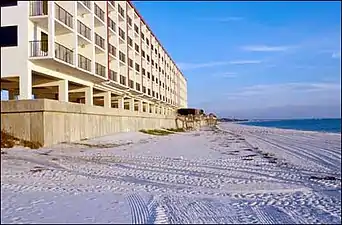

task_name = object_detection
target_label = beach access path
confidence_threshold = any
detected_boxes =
[1,123,341,224]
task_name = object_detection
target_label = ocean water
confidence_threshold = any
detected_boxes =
[240,118,341,133]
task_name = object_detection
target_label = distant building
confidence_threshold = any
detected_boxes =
[1,1,188,114]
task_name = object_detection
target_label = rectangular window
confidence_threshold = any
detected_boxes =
[120,75,126,85]
[128,58,133,68]
[152,91,155,97]
[127,16,132,26]
[146,55,150,62]
[148,88,151,95]
[135,63,140,72]
[119,51,126,63]
[147,72,150,79]
[118,5,125,18]
[141,32,145,40]
[146,39,149,46]
[156,78,158,84]
[119,28,125,40]
[142,50,145,58]
[152,75,155,81]
[134,24,139,34]
[136,83,141,91]
[128,37,133,47]
[143,86,146,93]
[142,68,146,75]
[135,43,139,52]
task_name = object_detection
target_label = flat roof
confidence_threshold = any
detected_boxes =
[127,1,187,81]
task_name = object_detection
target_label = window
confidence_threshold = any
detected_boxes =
[108,43,116,56]
[156,93,159,98]
[119,51,126,63]
[135,63,140,72]
[151,45,154,50]
[129,79,134,88]
[120,75,126,85]
[152,91,155,97]
[119,28,125,40]
[118,5,125,18]
[155,49,157,55]
[128,37,133,47]
[141,32,145,40]
[155,63,157,69]
[109,70,117,82]
[162,57,164,62]
[143,86,146,93]
[127,16,132,26]
[148,88,151,95]
[146,55,150,62]
[151,60,154,66]
[142,50,145,58]
[156,78,158,84]
[146,39,149,46]
[128,58,133,68]
[135,43,139,52]
[158,53,160,58]
[147,72,150,79]
[152,75,155,81]
[41,32,48,52]
[142,68,146,75]
[162,83,165,88]
[108,19,116,32]
[159,67,161,72]
[134,24,139,34]
[136,83,141,91]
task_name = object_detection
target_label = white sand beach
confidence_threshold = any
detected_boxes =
[1,123,341,224]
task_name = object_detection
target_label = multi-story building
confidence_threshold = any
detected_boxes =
[1,1,188,114]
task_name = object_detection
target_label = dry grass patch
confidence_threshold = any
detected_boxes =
[139,129,174,136]
[1,130,42,149]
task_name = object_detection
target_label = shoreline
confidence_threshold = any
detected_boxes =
[222,121,341,135]
[1,123,341,224]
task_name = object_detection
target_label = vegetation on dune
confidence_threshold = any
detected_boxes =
[166,128,186,132]
[139,129,175,136]
[1,130,42,149]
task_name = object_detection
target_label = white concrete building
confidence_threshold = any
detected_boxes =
[1,1,188,114]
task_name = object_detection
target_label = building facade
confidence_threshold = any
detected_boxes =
[1,1,188,115]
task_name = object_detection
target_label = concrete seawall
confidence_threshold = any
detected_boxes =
[1,99,177,146]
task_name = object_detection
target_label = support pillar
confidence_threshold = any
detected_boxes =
[18,67,32,100]
[103,91,111,108]
[129,98,134,111]
[138,100,143,112]
[48,1,55,58]
[146,103,150,113]
[118,97,124,109]
[58,80,69,102]
[85,87,93,105]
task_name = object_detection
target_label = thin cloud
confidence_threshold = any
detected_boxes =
[213,72,237,78]
[197,17,243,22]
[241,45,294,52]
[229,60,262,65]
[177,60,262,70]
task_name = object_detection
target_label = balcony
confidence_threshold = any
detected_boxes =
[108,1,115,12]
[94,3,105,27]
[29,40,49,58]
[55,3,73,35]
[108,18,116,35]
[78,54,91,72]
[108,43,116,59]
[95,33,105,53]
[55,42,73,65]
[95,63,106,77]
[77,1,91,16]
[77,20,91,45]
[29,1,48,30]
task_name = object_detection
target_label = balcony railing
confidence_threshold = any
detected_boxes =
[95,63,106,77]
[29,1,48,16]
[55,42,73,64]
[79,1,90,10]
[95,33,105,49]
[94,4,104,21]
[77,20,91,40]
[29,40,49,57]
[55,3,73,29]
[78,54,91,72]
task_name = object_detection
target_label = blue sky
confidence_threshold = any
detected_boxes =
[133,1,341,119]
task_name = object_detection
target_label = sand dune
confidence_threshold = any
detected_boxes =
[1,123,341,224]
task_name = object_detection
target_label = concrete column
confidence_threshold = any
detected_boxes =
[19,67,32,100]
[58,80,69,102]
[118,97,124,109]
[138,100,143,112]
[146,103,150,113]
[85,87,93,105]
[48,1,55,58]
[129,98,134,111]
[103,91,111,108]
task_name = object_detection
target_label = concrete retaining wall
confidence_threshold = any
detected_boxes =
[1,99,177,146]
